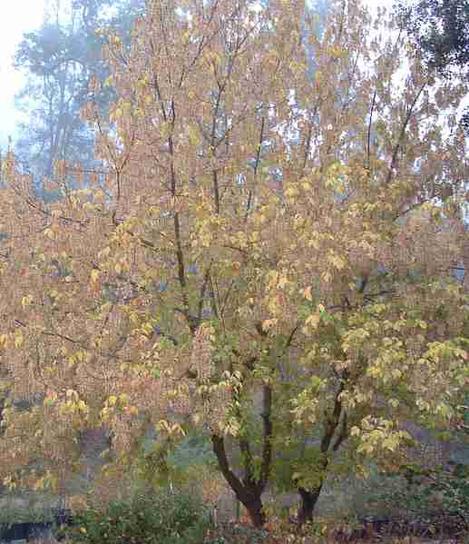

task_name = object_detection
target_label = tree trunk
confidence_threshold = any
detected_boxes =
[211,434,267,527]
[211,383,273,528]
[239,493,266,528]
[297,485,323,525]
[296,377,348,525]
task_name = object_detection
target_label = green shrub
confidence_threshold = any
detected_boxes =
[398,462,468,532]
[68,489,212,544]
[204,524,269,544]
[363,462,469,536]
[0,503,54,526]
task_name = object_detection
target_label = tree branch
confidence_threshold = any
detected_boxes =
[258,384,272,491]
[385,83,426,184]
[366,90,376,171]
[211,434,245,498]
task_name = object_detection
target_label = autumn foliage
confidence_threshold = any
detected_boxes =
[0,0,467,528]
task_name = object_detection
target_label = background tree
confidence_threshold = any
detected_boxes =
[396,0,469,132]
[13,0,144,185]
[0,0,467,528]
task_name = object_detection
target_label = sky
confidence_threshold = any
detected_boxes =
[0,0,48,147]
[0,0,392,150]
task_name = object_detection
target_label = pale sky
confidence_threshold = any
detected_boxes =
[0,0,48,147]
[0,0,392,150]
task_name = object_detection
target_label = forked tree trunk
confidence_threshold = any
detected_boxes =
[210,384,273,527]
[212,434,267,527]
[296,377,348,525]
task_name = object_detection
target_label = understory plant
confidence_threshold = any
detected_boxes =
[68,489,211,544]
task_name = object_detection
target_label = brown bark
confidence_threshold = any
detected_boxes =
[297,485,323,524]
[211,434,267,527]
[242,494,266,528]
[210,369,273,527]
[297,378,347,524]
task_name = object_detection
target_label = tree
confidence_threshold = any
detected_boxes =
[396,0,469,132]
[0,0,467,527]
[13,0,144,183]
[397,0,469,72]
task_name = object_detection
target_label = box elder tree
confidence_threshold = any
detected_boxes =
[0,0,467,527]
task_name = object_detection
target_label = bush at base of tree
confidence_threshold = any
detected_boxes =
[373,463,469,538]
[67,490,212,544]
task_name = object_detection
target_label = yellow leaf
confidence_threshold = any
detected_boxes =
[90,269,100,283]
[303,286,313,301]
[77,400,89,413]
[67,354,77,367]
[278,274,289,289]
[350,426,360,436]
[21,295,33,309]
[188,125,200,146]
[44,228,56,240]
[14,331,24,348]
[305,313,320,330]
[328,252,346,270]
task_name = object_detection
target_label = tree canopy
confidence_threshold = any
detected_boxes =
[0,0,467,527]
